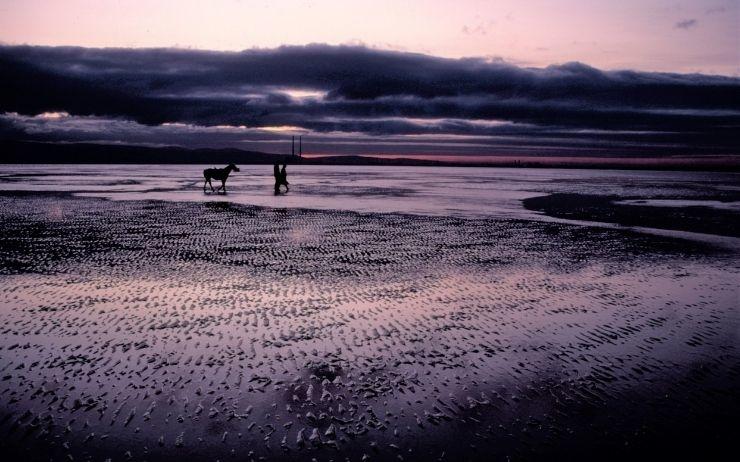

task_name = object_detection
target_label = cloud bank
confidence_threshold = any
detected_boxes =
[1,44,738,157]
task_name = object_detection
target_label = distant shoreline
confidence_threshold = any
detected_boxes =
[2,140,739,172]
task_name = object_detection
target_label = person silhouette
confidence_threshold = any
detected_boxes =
[280,164,289,192]
[273,163,281,195]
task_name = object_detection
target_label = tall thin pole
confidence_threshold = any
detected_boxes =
[292,136,295,156]
[299,136,302,157]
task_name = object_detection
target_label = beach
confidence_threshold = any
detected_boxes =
[1,165,739,461]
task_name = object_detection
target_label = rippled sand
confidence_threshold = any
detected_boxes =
[1,192,738,461]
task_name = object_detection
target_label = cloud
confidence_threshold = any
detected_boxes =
[461,19,496,36]
[0,44,738,156]
[675,19,698,29]
[6,111,728,157]
[705,6,726,15]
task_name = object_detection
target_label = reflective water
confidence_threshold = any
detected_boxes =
[1,164,737,220]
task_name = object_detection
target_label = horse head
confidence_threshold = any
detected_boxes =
[228,163,240,172]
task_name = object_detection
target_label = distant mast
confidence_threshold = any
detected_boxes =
[292,136,295,157]
[299,136,302,158]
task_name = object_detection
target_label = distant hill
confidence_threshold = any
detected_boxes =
[1,140,737,171]
[0,140,288,165]
[302,155,447,166]
[0,140,450,166]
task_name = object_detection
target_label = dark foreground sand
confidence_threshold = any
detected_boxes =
[1,192,738,462]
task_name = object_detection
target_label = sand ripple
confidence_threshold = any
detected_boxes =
[0,193,738,461]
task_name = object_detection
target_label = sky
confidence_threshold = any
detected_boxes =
[1,0,738,74]
[0,0,738,158]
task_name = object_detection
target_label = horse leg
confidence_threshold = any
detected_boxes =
[221,180,227,194]
[203,177,208,193]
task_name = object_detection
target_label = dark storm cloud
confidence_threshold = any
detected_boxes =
[0,44,738,156]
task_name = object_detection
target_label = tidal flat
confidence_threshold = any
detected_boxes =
[0,166,738,461]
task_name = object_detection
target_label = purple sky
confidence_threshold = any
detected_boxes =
[2,1,738,74]
[0,1,738,158]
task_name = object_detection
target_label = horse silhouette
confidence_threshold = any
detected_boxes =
[203,163,240,194]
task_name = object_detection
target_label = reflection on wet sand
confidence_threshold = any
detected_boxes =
[0,192,738,461]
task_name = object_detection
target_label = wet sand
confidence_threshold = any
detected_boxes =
[1,191,739,461]
[524,193,740,238]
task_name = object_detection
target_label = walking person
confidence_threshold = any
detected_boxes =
[273,163,281,195]
[280,164,289,192]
